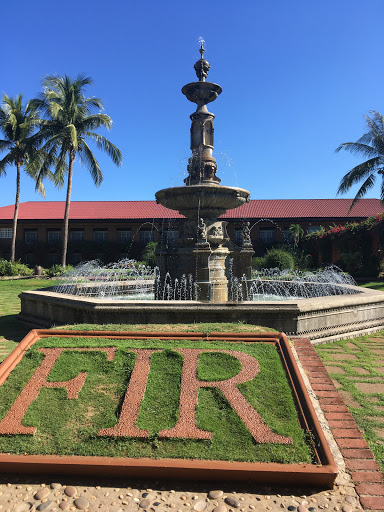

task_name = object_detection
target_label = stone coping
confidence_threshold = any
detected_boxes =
[18,285,384,342]
[0,330,337,487]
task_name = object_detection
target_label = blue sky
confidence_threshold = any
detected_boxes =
[1,0,383,207]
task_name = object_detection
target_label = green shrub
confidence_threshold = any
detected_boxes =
[45,264,73,278]
[339,252,379,278]
[263,248,295,271]
[0,259,33,277]
[294,250,313,271]
[141,242,158,268]
[252,256,267,269]
[338,252,363,276]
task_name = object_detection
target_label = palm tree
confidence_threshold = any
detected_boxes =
[336,111,384,210]
[33,74,122,267]
[288,223,304,248]
[0,94,43,262]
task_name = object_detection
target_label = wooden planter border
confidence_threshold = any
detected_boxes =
[0,329,337,487]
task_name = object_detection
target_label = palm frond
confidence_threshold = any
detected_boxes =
[0,153,14,175]
[53,148,69,187]
[79,140,103,186]
[80,114,112,131]
[0,139,12,152]
[83,97,104,113]
[84,132,122,166]
[349,173,376,211]
[335,142,379,159]
[337,157,381,195]
[356,132,373,145]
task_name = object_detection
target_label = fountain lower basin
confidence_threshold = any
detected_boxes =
[18,284,384,343]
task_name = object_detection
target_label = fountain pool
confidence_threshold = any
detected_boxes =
[18,261,384,343]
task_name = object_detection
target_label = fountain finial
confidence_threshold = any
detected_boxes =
[199,40,205,59]
[194,39,210,82]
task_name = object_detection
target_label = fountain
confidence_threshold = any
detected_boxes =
[17,44,384,342]
[155,42,253,302]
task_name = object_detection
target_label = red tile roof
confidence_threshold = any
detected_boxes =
[0,199,382,221]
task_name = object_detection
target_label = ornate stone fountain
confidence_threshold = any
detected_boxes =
[19,44,384,343]
[155,43,253,302]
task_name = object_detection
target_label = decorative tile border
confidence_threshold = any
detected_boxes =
[294,338,384,511]
[0,330,337,486]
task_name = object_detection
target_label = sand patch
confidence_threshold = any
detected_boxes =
[345,343,361,350]
[370,416,384,423]
[373,428,384,439]
[331,353,358,360]
[353,367,370,375]
[338,390,361,408]
[325,366,345,374]
[355,382,384,394]
[332,379,343,389]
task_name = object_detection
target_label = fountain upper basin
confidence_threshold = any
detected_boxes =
[155,184,250,218]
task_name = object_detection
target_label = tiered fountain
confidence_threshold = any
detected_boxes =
[18,44,384,342]
[156,43,254,302]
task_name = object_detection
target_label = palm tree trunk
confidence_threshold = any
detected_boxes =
[10,162,21,263]
[61,152,75,268]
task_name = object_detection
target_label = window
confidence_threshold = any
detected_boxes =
[24,230,38,244]
[235,230,243,244]
[165,230,178,243]
[49,253,59,265]
[283,228,291,241]
[25,253,35,265]
[307,226,321,234]
[140,230,154,243]
[70,230,85,242]
[0,228,12,239]
[259,229,275,244]
[116,230,131,243]
[93,230,108,243]
[47,230,61,243]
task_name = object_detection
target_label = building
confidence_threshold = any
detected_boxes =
[0,199,383,267]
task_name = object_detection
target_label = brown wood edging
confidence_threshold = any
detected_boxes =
[0,329,338,486]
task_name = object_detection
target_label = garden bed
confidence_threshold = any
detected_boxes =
[0,330,337,485]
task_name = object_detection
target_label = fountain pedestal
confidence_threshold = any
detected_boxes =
[155,43,253,303]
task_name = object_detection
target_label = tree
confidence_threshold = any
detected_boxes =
[0,94,44,262]
[336,111,384,210]
[33,75,122,267]
[288,223,304,248]
[142,241,158,267]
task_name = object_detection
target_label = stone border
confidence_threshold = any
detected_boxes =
[294,337,384,511]
[0,330,337,487]
[18,284,384,343]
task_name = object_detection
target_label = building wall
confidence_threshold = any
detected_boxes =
[0,217,363,267]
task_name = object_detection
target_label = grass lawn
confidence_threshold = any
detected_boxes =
[0,278,58,361]
[0,335,314,464]
[359,279,384,292]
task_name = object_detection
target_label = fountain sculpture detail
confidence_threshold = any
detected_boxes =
[155,43,253,302]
